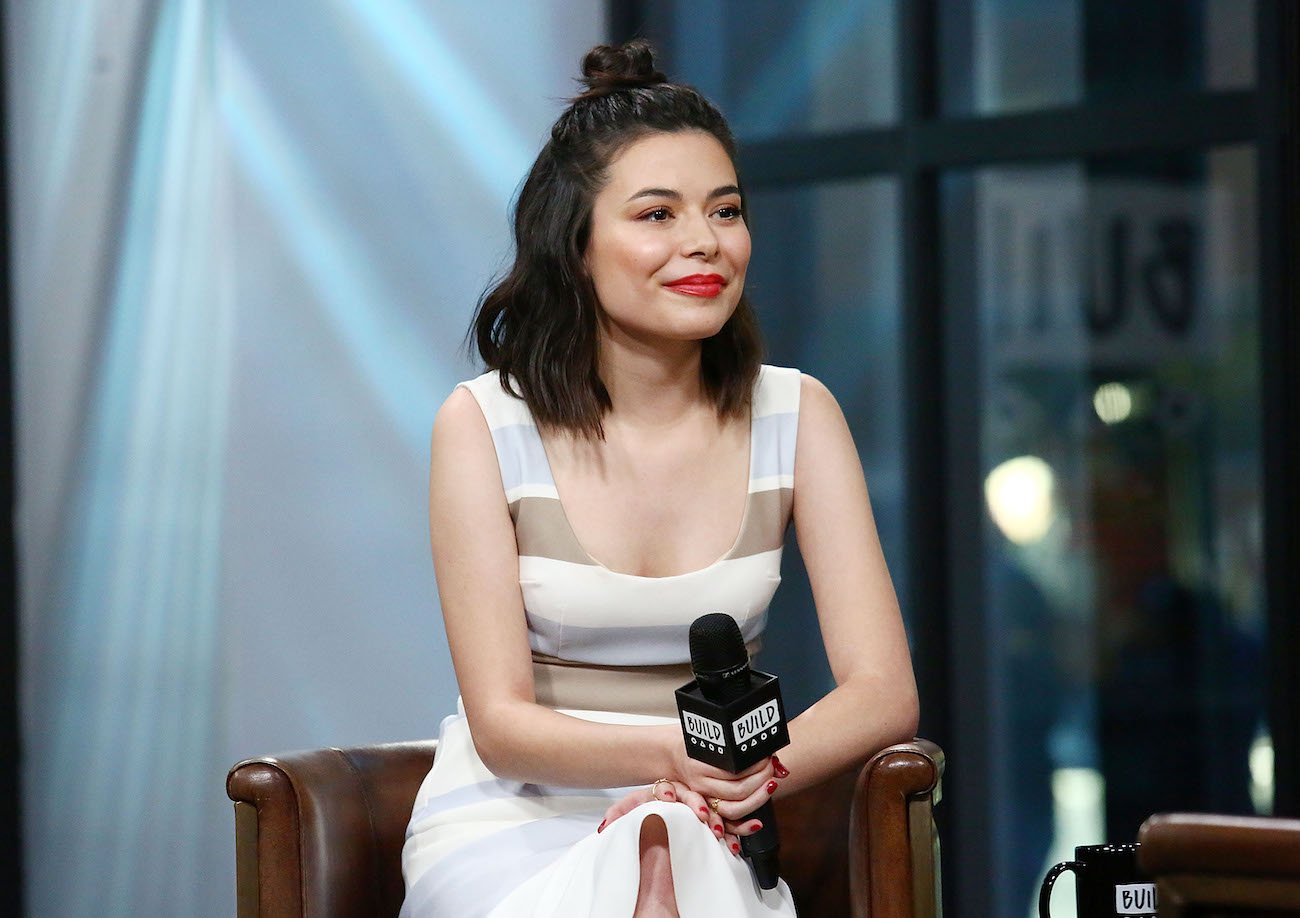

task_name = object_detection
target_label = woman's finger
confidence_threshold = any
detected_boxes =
[678,785,729,838]
[598,791,640,832]
[713,775,781,824]
[733,756,774,779]
[599,785,659,833]
[724,813,769,838]
[686,767,775,818]
[673,783,713,828]
[683,757,765,785]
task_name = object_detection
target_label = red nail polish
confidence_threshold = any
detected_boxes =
[713,825,723,836]
[772,756,790,779]
[748,821,763,832]
[698,805,709,815]
[731,841,740,854]
[766,780,778,795]
[597,819,606,833]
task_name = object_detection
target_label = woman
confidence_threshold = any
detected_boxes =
[400,40,918,917]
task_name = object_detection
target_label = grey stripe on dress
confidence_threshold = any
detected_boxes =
[525,612,767,664]
[410,777,629,826]
[400,812,599,918]
[750,411,798,480]
[491,423,554,493]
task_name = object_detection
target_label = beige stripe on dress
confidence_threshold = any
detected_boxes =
[532,639,765,718]
[510,496,598,565]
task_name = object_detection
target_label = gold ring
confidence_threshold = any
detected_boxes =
[650,778,673,801]
[709,797,722,814]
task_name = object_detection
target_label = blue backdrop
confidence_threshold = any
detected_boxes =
[10,1,602,913]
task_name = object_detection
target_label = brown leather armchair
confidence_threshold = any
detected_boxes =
[227,738,944,917]
[1137,812,1300,916]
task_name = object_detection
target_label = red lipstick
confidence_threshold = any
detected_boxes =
[664,273,726,297]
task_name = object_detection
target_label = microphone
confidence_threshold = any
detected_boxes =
[676,612,788,889]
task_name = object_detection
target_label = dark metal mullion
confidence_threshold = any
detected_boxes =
[740,91,1258,188]
[910,90,1258,167]
[898,0,948,754]
[737,130,903,188]
[898,2,973,917]
[1257,0,1300,819]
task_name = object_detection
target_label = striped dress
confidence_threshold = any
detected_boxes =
[400,365,802,917]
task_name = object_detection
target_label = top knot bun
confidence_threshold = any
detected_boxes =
[577,39,667,98]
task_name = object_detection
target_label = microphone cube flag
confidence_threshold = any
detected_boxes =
[675,670,789,773]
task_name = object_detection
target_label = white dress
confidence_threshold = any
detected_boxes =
[400,366,802,917]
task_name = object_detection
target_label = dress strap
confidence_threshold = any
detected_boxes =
[457,371,557,505]
[750,365,801,491]
[718,365,800,562]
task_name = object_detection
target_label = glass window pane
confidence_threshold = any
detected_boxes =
[744,178,906,712]
[941,146,1265,917]
[642,0,898,138]
[939,0,1257,116]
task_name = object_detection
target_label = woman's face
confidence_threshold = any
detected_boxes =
[583,130,750,348]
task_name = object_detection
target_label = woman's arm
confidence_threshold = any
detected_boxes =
[431,386,767,808]
[431,386,678,786]
[767,374,919,796]
[647,374,917,831]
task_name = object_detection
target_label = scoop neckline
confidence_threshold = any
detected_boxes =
[534,409,756,582]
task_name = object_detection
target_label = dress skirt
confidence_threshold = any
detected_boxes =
[399,701,797,917]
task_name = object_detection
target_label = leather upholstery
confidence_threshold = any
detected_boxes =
[1137,812,1300,916]
[227,742,440,917]
[227,737,945,917]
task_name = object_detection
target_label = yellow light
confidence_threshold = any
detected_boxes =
[1250,731,1274,814]
[984,455,1056,545]
[1093,382,1133,425]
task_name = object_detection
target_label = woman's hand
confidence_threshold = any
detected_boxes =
[596,751,790,856]
[674,752,788,843]
[671,747,791,848]
[598,779,742,855]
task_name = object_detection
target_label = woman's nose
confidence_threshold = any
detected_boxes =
[679,213,719,258]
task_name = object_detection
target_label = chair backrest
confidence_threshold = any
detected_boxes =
[1137,812,1300,917]
[227,738,944,917]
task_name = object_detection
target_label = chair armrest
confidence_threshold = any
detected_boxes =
[1138,813,1300,877]
[1138,813,1300,916]
[226,740,437,918]
[850,739,946,918]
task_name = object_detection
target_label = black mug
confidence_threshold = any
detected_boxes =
[1039,843,1157,917]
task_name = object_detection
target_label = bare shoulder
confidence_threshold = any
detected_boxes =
[431,385,497,463]
[797,372,853,445]
[429,384,502,502]
[792,371,868,514]
[433,384,489,441]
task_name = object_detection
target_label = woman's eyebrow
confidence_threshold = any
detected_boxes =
[625,184,742,203]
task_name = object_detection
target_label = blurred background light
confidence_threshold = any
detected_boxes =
[984,455,1057,545]
[1092,381,1134,425]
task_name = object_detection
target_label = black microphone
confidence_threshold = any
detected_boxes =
[677,612,787,890]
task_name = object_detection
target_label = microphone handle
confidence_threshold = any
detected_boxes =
[738,800,780,889]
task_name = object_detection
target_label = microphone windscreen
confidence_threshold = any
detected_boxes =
[688,612,747,676]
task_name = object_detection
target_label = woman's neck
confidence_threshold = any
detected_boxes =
[597,333,707,431]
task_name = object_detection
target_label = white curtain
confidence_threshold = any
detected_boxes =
[7,1,603,913]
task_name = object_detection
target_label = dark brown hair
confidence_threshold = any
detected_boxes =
[470,39,763,439]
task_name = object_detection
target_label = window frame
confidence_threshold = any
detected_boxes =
[607,2,1299,915]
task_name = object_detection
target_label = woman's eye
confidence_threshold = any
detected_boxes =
[715,204,743,220]
[641,207,672,222]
